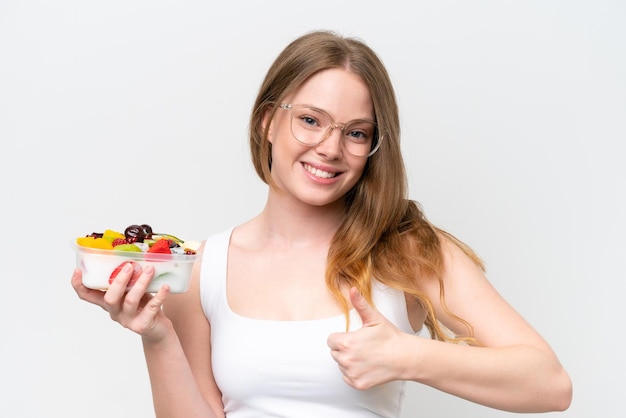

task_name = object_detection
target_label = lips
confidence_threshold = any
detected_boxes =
[303,163,338,179]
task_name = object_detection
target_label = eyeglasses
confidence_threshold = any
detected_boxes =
[279,103,382,157]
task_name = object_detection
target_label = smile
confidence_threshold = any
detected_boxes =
[303,163,338,179]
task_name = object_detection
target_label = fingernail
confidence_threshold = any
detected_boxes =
[145,265,154,273]
[122,263,132,273]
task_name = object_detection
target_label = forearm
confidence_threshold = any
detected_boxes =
[142,326,222,418]
[404,335,572,413]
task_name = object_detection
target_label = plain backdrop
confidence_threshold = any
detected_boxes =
[1,1,624,417]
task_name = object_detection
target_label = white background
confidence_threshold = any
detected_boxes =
[1,1,624,417]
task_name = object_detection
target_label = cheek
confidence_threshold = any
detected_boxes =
[269,123,304,158]
[264,111,290,145]
[352,158,369,178]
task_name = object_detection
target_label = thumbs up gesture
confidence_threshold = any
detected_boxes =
[327,287,415,390]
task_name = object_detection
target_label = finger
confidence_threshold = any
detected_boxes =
[350,287,380,327]
[135,284,171,338]
[122,265,155,311]
[104,262,136,311]
[144,284,170,317]
[327,332,342,351]
[70,268,83,289]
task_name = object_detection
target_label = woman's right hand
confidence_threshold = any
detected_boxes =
[71,265,173,343]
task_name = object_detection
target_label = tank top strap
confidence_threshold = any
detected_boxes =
[199,227,234,322]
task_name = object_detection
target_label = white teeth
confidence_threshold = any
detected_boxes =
[304,164,337,179]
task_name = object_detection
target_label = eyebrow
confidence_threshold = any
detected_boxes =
[298,103,376,124]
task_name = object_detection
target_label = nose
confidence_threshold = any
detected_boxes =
[315,125,344,159]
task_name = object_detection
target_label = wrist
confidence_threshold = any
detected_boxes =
[397,333,423,382]
[141,315,176,347]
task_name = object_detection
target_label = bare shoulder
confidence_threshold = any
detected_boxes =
[422,232,552,348]
[437,231,485,276]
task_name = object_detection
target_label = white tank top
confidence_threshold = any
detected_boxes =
[200,227,418,418]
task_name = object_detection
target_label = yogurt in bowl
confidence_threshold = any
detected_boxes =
[75,224,200,293]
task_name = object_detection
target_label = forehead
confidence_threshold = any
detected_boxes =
[288,68,374,120]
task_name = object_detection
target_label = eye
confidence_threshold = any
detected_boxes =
[300,115,319,128]
[346,130,368,141]
[294,108,326,130]
[345,122,375,143]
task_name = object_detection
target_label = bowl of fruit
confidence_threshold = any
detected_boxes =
[75,224,201,293]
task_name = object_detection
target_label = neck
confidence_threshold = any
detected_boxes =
[255,189,345,248]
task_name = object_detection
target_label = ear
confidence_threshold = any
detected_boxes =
[261,107,274,144]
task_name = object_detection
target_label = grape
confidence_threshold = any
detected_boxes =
[124,224,146,243]
[141,224,153,239]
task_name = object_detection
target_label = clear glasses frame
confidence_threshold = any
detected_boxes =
[279,103,383,157]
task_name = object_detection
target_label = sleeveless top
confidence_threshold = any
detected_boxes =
[200,227,418,418]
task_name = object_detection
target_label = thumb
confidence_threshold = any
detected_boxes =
[350,287,380,327]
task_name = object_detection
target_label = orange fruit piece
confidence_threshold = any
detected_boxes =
[76,236,114,250]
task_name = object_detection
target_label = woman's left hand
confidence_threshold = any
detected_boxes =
[327,287,416,390]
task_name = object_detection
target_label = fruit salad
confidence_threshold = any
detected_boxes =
[75,224,200,293]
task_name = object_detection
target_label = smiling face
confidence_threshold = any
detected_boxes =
[265,68,374,208]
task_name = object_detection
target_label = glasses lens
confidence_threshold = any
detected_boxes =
[290,107,331,145]
[342,121,377,157]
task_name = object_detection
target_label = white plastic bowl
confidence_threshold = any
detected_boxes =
[75,245,198,293]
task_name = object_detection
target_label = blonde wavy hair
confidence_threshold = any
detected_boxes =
[249,30,483,344]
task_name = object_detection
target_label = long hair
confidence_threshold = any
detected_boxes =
[249,30,483,343]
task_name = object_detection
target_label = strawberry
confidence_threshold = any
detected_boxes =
[109,261,142,287]
[111,238,128,247]
[148,239,171,254]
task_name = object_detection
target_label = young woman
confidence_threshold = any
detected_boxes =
[72,30,572,417]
